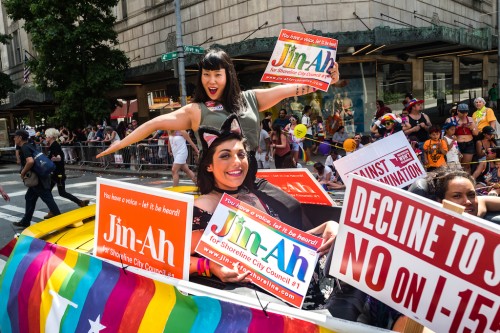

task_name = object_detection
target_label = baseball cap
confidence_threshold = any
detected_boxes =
[10,129,29,140]
[457,104,469,113]
[482,126,496,135]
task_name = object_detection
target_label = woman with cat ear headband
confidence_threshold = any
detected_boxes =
[97,49,340,175]
[190,115,338,311]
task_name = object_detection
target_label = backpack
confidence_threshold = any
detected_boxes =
[31,148,56,177]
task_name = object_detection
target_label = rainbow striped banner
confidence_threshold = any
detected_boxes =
[0,235,336,333]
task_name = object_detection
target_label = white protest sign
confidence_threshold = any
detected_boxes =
[195,193,322,308]
[329,175,500,333]
[334,131,426,188]
[261,29,338,91]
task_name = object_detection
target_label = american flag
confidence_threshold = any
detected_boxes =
[23,53,30,83]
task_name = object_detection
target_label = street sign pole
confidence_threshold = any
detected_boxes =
[175,0,187,107]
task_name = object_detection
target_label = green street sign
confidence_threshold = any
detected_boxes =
[184,45,204,54]
[161,52,178,62]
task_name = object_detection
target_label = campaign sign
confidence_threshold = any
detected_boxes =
[94,178,194,280]
[329,175,500,333]
[256,168,335,206]
[333,131,426,188]
[261,29,338,91]
[195,193,322,308]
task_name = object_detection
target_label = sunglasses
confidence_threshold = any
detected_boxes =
[383,121,394,126]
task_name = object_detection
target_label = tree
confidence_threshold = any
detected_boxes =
[0,33,16,99]
[4,0,129,127]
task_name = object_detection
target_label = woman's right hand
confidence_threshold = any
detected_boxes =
[96,141,121,158]
[210,261,251,283]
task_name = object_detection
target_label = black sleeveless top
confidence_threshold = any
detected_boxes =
[408,114,429,142]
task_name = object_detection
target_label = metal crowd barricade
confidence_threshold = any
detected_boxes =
[40,140,198,173]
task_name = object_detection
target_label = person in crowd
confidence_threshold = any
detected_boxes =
[261,111,272,133]
[423,125,448,172]
[472,125,497,181]
[96,48,340,172]
[167,130,198,186]
[301,106,316,165]
[85,126,96,143]
[403,98,431,149]
[0,185,9,201]
[488,83,498,110]
[256,120,271,169]
[103,126,121,145]
[374,100,391,119]
[449,103,458,118]
[44,128,89,218]
[332,125,348,145]
[445,103,478,174]
[272,108,290,130]
[190,115,338,309]
[284,115,303,164]
[484,160,500,196]
[423,167,500,218]
[313,116,325,155]
[11,129,61,228]
[60,126,77,164]
[116,121,127,140]
[442,121,462,170]
[371,113,402,139]
[270,123,291,169]
[472,97,496,131]
[325,149,341,173]
[313,162,345,191]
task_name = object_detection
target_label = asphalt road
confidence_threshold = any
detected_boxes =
[0,169,193,251]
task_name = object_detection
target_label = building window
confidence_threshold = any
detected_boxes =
[12,30,21,65]
[459,57,483,107]
[424,60,453,116]
[376,61,412,114]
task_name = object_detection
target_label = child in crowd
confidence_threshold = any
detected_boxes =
[484,160,500,196]
[423,125,448,172]
[442,121,462,170]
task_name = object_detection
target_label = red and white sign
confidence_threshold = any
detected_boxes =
[94,178,194,280]
[329,175,500,333]
[261,29,338,91]
[334,131,426,188]
[256,168,335,206]
[195,193,322,308]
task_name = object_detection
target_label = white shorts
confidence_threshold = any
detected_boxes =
[173,151,188,164]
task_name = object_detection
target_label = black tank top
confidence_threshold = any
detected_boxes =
[408,114,429,142]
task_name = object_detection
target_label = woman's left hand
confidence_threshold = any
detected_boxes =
[328,63,340,85]
[315,221,339,256]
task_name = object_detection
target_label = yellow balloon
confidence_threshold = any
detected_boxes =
[293,124,307,139]
[343,138,357,152]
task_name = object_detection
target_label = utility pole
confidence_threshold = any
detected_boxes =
[174,0,187,106]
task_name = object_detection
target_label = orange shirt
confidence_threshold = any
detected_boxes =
[423,139,448,168]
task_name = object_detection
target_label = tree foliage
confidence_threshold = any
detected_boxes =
[4,0,129,127]
[0,33,16,99]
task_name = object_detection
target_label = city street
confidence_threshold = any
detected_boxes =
[0,168,194,251]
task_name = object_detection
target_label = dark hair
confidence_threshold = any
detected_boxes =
[426,167,475,201]
[264,111,272,117]
[196,133,254,194]
[272,123,283,137]
[303,105,312,114]
[376,100,385,107]
[289,115,299,123]
[192,49,243,114]
[316,116,323,123]
[313,162,325,175]
[428,125,441,134]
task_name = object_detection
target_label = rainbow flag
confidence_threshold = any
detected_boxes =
[0,236,336,333]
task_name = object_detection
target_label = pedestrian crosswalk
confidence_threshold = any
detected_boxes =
[0,192,97,225]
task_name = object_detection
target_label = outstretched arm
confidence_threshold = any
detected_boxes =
[254,63,340,111]
[97,103,201,157]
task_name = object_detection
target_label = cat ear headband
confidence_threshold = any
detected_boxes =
[198,114,243,151]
